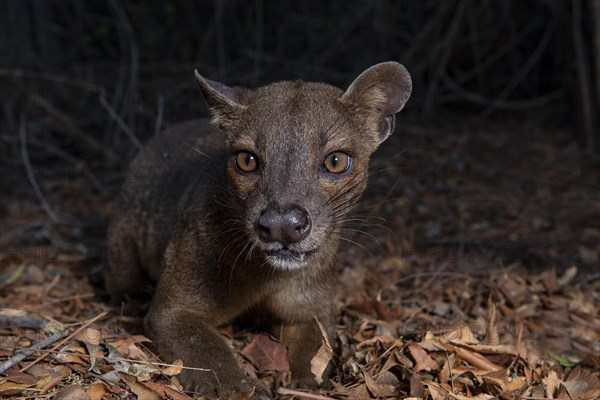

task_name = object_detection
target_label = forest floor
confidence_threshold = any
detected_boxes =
[0,115,598,399]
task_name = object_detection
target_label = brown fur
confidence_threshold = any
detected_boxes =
[106,62,411,399]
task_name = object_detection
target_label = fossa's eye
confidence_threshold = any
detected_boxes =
[234,151,258,172]
[323,152,352,174]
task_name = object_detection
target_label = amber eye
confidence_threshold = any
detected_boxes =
[323,152,352,174]
[234,151,258,172]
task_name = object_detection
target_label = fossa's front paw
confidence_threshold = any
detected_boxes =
[216,378,272,400]
[181,369,271,399]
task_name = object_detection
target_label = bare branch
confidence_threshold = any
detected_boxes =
[19,114,60,222]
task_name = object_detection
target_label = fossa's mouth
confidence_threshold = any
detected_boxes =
[263,246,317,270]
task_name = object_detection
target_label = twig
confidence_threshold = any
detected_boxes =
[41,225,89,263]
[0,221,46,241]
[26,136,108,195]
[252,0,264,84]
[0,315,65,334]
[573,0,596,159]
[106,0,139,140]
[154,95,165,136]
[312,3,373,67]
[29,95,120,164]
[99,94,142,150]
[594,0,600,125]
[19,114,60,222]
[0,344,210,373]
[19,311,109,373]
[394,271,480,286]
[425,0,467,112]
[0,328,69,374]
[480,18,556,118]
[457,5,537,87]
[0,69,104,94]
[215,1,226,78]
[403,1,453,70]
[276,387,336,400]
[439,71,562,110]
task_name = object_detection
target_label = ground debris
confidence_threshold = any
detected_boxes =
[1,121,598,399]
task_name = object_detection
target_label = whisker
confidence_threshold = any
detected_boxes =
[217,234,247,274]
[184,139,214,160]
[338,236,373,256]
[335,227,381,245]
[323,107,353,142]
[230,240,252,289]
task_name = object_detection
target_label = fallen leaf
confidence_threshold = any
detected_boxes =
[557,265,578,287]
[408,343,439,372]
[85,343,105,371]
[356,334,399,349]
[5,264,26,285]
[364,368,397,397]
[130,334,152,343]
[53,348,86,365]
[564,367,600,400]
[0,379,36,396]
[38,365,71,394]
[443,343,502,372]
[144,381,195,400]
[75,327,102,346]
[551,353,579,368]
[126,341,149,360]
[86,382,108,400]
[109,337,149,361]
[543,370,562,397]
[311,318,333,384]
[555,384,573,400]
[113,359,160,381]
[161,359,183,376]
[1,370,39,385]
[55,354,86,366]
[535,269,560,294]
[99,370,121,384]
[311,342,333,385]
[344,382,371,398]
[481,367,527,393]
[578,246,598,264]
[410,371,426,397]
[241,333,289,372]
[55,384,91,400]
[425,380,449,400]
[118,372,161,400]
[448,393,496,400]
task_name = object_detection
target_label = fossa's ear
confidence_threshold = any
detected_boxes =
[342,62,412,144]
[194,70,253,130]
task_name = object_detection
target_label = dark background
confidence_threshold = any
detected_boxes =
[0,0,598,270]
[1,0,598,157]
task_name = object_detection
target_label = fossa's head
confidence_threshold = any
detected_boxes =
[196,62,411,270]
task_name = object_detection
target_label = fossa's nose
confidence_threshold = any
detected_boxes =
[257,203,312,245]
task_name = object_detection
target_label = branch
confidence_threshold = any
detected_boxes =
[19,114,60,222]
[99,94,142,149]
[19,311,109,373]
[29,96,120,164]
[276,387,336,400]
[0,315,65,334]
[153,95,164,136]
[573,0,596,159]
[0,329,69,374]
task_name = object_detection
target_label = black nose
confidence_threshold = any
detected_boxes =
[257,204,312,244]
